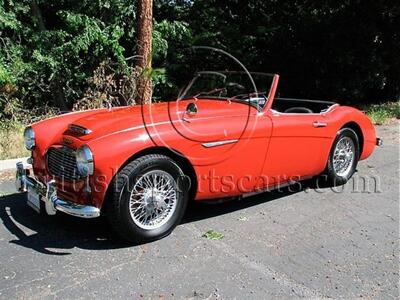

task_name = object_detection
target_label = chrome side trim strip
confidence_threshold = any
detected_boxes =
[202,139,238,148]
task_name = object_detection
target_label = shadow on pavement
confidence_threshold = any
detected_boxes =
[182,188,300,223]
[0,193,127,255]
[0,187,303,255]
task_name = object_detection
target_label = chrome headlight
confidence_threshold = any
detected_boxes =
[24,127,36,150]
[76,145,94,176]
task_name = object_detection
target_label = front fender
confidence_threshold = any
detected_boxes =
[86,127,156,208]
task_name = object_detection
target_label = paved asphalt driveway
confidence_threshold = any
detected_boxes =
[0,124,398,299]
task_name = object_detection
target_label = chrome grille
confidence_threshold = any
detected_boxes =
[47,147,80,180]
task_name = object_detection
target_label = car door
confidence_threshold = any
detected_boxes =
[260,110,330,186]
[145,99,273,199]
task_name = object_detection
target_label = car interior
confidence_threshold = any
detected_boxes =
[271,98,337,114]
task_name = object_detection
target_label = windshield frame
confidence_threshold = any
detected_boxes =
[177,71,276,111]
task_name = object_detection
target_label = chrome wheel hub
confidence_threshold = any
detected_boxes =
[333,136,355,177]
[129,170,177,230]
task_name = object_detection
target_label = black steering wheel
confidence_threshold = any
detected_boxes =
[284,107,313,114]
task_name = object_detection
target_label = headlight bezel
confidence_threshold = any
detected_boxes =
[24,127,36,150]
[76,145,94,177]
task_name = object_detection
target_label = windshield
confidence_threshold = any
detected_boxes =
[178,71,275,110]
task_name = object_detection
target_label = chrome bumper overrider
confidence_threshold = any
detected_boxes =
[15,162,100,218]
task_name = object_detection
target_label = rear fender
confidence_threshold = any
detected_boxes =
[325,106,376,161]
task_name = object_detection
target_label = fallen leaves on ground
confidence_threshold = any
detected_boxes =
[202,230,224,240]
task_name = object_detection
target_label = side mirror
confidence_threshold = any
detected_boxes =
[186,103,198,116]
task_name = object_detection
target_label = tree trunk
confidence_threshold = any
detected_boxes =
[136,0,153,104]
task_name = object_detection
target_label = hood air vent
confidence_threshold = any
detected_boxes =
[67,124,92,136]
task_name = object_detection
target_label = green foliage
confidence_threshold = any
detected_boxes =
[0,0,398,120]
[0,62,14,86]
[185,0,399,103]
[152,19,193,99]
[364,102,400,125]
[0,0,195,115]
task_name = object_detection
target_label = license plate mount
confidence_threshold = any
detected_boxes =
[27,187,41,213]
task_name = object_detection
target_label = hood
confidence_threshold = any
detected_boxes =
[66,106,149,141]
[66,99,255,141]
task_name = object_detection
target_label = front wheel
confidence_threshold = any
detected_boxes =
[323,128,360,186]
[107,154,189,243]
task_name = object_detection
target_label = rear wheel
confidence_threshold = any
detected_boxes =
[323,128,360,186]
[107,154,188,243]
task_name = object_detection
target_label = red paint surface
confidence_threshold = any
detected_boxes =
[30,75,377,208]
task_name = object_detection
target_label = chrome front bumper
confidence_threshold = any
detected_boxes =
[15,162,100,218]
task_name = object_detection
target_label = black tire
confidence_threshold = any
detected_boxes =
[107,154,188,243]
[322,127,360,187]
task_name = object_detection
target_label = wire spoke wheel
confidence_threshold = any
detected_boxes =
[129,170,178,230]
[333,136,355,177]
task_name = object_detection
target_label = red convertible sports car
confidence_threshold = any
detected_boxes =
[16,71,382,242]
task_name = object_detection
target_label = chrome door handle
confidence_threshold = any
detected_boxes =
[313,121,327,128]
